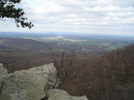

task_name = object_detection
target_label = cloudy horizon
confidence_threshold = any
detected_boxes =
[0,0,134,35]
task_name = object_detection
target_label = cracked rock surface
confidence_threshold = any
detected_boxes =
[0,63,57,100]
[0,63,88,100]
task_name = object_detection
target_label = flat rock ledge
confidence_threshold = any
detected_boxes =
[0,63,88,100]
[48,89,88,100]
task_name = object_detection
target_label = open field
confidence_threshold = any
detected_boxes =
[0,33,134,55]
[0,32,134,72]
[1,32,134,100]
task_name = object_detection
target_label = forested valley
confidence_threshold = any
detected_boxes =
[0,33,134,100]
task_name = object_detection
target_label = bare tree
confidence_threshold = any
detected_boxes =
[50,50,77,88]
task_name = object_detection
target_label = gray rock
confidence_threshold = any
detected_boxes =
[0,63,8,96]
[0,63,88,100]
[0,63,8,76]
[48,89,73,100]
[48,89,88,100]
[0,63,58,100]
[72,96,88,100]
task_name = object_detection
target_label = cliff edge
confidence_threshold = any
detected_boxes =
[0,63,88,100]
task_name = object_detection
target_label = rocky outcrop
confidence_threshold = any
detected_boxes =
[0,63,88,100]
[0,63,59,100]
[48,89,88,100]
[0,63,8,76]
[72,96,88,100]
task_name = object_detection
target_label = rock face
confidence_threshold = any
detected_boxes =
[0,63,59,100]
[0,63,8,76]
[48,89,88,100]
[72,96,88,100]
[0,63,88,100]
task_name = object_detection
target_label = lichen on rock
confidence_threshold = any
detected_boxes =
[0,63,58,100]
[0,63,88,100]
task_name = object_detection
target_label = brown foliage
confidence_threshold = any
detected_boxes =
[1,37,134,100]
[57,44,134,100]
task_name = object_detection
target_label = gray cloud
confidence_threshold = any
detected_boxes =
[0,0,134,35]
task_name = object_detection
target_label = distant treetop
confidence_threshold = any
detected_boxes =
[0,0,34,29]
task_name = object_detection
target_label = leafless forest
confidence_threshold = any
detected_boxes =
[0,32,134,100]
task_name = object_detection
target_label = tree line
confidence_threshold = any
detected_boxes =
[52,44,134,100]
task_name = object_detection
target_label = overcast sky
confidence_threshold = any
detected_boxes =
[0,0,134,35]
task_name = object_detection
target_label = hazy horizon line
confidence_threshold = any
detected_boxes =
[0,31,134,37]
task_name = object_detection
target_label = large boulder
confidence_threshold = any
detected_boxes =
[48,89,88,100]
[0,63,88,100]
[0,63,59,100]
